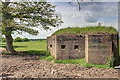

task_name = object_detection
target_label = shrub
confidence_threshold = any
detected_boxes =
[14,37,30,42]
[22,38,30,42]
[14,37,23,42]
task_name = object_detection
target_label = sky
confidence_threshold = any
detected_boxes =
[12,1,119,39]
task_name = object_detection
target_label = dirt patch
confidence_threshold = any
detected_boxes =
[1,55,118,78]
[0,48,7,54]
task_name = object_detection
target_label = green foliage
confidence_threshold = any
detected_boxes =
[54,59,81,64]
[40,55,112,68]
[54,58,112,68]
[2,2,63,36]
[106,56,114,67]
[1,2,63,52]
[22,38,30,42]
[14,37,30,42]
[45,56,54,61]
[54,58,110,68]
[52,26,118,35]
[14,37,23,42]
[40,55,54,62]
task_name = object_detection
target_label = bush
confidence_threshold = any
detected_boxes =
[14,37,23,42]
[14,37,30,42]
[22,38,30,42]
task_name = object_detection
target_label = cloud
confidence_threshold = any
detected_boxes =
[80,2,118,23]
[84,16,99,23]
[55,2,118,24]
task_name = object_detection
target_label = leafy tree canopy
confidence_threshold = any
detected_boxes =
[1,2,63,36]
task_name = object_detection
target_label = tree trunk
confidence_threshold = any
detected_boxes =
[5,32,16,53]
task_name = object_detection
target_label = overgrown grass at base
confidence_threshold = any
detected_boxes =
[40,56,54,61]
[39,55,112,69]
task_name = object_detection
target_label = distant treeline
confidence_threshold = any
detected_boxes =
[1,37,46,42]
[30,39,46,41]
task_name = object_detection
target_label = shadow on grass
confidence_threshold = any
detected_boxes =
[1,45,27,48]
[20,50,49,56]
[0,43,6,45]
[2,50,49,56]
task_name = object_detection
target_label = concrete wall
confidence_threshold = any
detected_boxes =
[47,36,57,57]
[55,34,85,59]
[85,35,89,64]
[47,34,85,60]
[85,34,112,64]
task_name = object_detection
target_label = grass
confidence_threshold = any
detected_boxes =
[1,40,47,51]
[40,55,54,61]
[54,58,112,68]
[39,56,112,68]
[52,26,118,35]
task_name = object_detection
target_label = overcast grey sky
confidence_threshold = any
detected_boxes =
[12,1,119,39]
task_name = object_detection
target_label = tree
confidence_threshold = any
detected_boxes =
[1,2,63,53]
[14,37,30,42]
[22,38,30,42]
[14,37,23,42]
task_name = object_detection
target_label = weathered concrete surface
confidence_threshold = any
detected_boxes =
[85,34,119,64]
[86,34,112,64]
[1,55,118,78]
[47,34,85,59]
[47,36,57,57]
[56,34,85,59]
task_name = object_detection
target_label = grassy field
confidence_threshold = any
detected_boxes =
[1,40,47,51]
